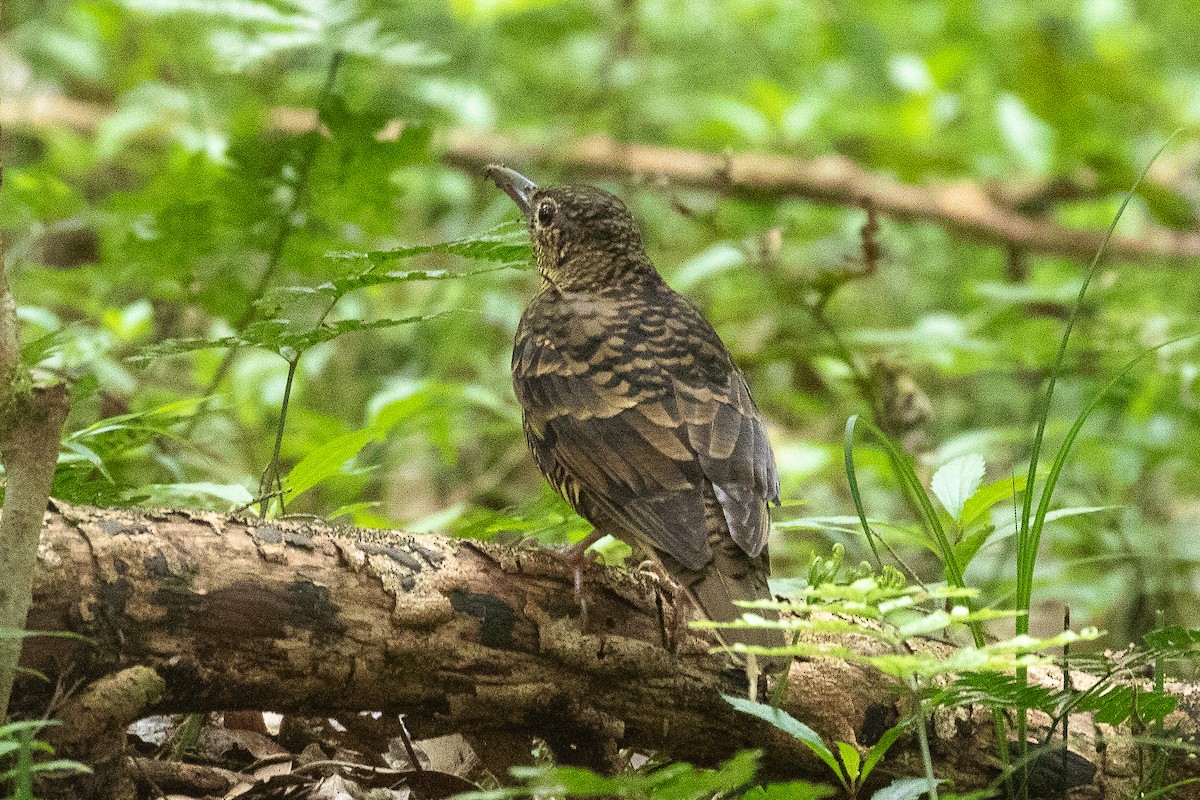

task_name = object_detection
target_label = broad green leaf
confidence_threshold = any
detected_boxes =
[1143,627,1200,649]
[931,454,985,522]
[836,741,861,781]
[953,523,1002,570]
[861,724,906,781]
[284,426,383,500]
[722,696,840,775]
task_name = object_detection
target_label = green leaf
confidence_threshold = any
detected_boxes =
[722,695,840,776]
[871,776,944,800]
[1042,505,1122,523]
[938,673,1063,714]
[23,758,92,775]
[952,523,1001,569]
[958,473,1028,528]
[1143,627,1200,649]
[931,454,986,522]
[836,741,861,782]
[132,312,455,360]
[1075,685,1177,727]
[861,724,906,781]
[262,265,509,306]
[747,781,836,800]
[283,425,384,500]
[328,223,531,266]
[137,482,255,507]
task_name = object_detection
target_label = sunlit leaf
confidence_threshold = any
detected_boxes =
[931,454,986,522]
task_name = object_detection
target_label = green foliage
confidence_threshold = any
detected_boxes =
[0,720,90,799]
[450,750,832,800]
[723,695,911,799]
[7,0,1200,794]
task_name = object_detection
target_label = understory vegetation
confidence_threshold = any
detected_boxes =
[3,0,1200,797]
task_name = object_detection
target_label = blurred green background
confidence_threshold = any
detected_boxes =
[3,0,1200,648]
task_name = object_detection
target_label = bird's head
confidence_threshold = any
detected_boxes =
[485,165,655,291]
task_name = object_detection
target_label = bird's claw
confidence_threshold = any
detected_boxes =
[635,559,691,653]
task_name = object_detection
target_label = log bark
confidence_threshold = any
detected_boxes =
[14,503,1200,798]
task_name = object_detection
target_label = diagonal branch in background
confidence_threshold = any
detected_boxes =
[5,94,1199,263]
[445,130,1200,264]
[16,504,1200,798]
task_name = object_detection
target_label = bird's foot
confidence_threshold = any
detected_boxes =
[634,558,691,653]
[559,530,608,624]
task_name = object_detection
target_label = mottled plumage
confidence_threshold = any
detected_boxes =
[487,166,786,660]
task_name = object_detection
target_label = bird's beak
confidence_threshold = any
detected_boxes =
[485,164,538,217]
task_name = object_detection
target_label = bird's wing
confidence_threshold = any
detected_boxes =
[513,297,778,572]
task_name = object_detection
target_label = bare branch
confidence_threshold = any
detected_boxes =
[4,94,1199,263]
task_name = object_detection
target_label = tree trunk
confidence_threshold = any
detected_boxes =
[15,503,1200,798]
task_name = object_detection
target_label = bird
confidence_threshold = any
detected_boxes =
[486,164,788,668]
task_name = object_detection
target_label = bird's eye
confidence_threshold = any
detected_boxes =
[536,201,555,227]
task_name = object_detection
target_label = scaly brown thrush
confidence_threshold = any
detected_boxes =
[487,165,787,663]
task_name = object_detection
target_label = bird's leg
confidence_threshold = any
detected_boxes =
[560,528,608,620]
[634,555,692,653]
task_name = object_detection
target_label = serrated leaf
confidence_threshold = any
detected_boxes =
[959,473,1028,528]
[931,454,986,522]
[328,223,530,265]
[131,312,454,360]
[1075,684,1178,727]
[897,610,953,637]
[263,265,506,305]
[939,673,1064,714]
[1143,626,1200,649]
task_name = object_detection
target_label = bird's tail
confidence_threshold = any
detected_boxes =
[662,539,791,675]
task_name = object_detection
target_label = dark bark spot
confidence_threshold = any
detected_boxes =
[195,582,289,639]
[285,579,343,633]
[97,578,132,621]
[254,525,283,544]
[859,702,899,746]
[143,553,170,578]
[90,577,135,658]
[449,590,517,650]
[410,541,445,566]
[529,694,619,773]
[283,531,314,549]
[363,543,424,572]
[114,557,128,577]
[1026,744,1096,798]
